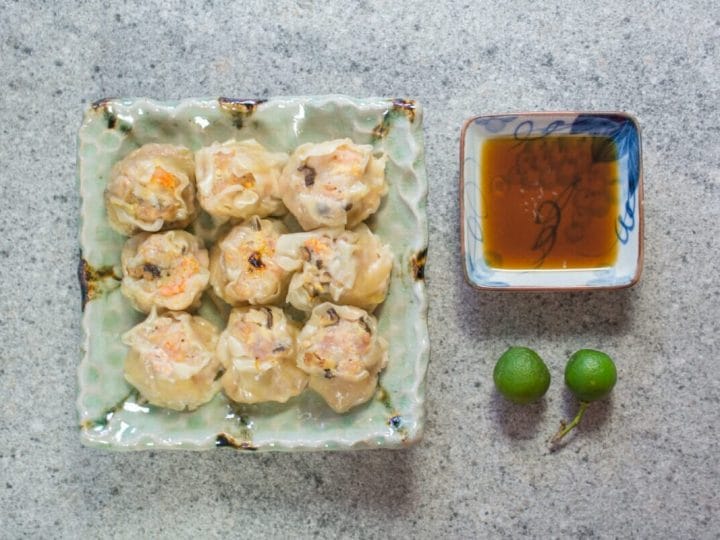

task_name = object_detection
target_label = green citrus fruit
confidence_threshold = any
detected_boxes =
[564,349,617,402]
[493,347,551,404]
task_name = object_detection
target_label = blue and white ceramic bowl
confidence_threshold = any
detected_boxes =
[460,112,643,291]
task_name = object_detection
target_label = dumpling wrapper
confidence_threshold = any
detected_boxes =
[275,223,392,312]
[209,217,291,306]
[217,306,307,404]
[122,310,221,411]
[195,139,288,222]
[279,139,387,230]
[296,303,388,413]
[105,143,197,236]
[121,230,210,313]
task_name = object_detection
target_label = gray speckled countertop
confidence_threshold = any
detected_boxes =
[1,1,719,538]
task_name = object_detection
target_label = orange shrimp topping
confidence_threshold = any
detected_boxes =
[236,173,256,189]
[306,237,329,255]
[150,167,179,190]
[157,257,200,296]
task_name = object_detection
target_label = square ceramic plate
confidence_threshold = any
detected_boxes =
[460,112,643,290]
[78,95,428,451]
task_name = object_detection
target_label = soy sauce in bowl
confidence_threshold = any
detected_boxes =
[481,135,619,270]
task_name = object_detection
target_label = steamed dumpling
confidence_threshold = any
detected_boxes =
[279,139,387,230]
[105,143,197,236]
[122,310,221,411]
[217,307,307,404]
[195,139,288,221]
[209,217,291,306]
[296,303,388,413]
[275,223,393,312]
[121,230,210,313]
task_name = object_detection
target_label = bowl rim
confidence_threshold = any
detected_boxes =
[459,110,644,292]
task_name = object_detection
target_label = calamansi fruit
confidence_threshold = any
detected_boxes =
[565,349,617,402]
[551,349,617,445]
[493,347,551,404]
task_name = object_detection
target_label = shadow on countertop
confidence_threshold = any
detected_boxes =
[73,444,421,526]
[454,278,636,340]
[489,391,548,440]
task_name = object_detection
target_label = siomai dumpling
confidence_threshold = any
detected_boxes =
[105,143,197,235]
[279,139,387,230]
[217,307,307,404]
[121,230,210,313]
[122,310,221,411]
[296,303,388,413]
[275,223,392,312]
[195,139,288,222]
[209,216,291,306]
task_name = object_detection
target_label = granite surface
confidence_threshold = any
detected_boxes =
[1,1,718,538]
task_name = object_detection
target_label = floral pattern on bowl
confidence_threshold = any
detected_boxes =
[460,112,643,290]
[77,96,428,451]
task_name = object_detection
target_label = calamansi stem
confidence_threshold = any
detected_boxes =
[551,401,590,444]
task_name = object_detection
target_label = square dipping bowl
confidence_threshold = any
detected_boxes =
[460,112,643,291]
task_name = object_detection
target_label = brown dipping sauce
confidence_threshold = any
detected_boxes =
[481,135,620,270]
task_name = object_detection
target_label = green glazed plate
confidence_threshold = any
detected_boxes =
[77,95,429,451]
